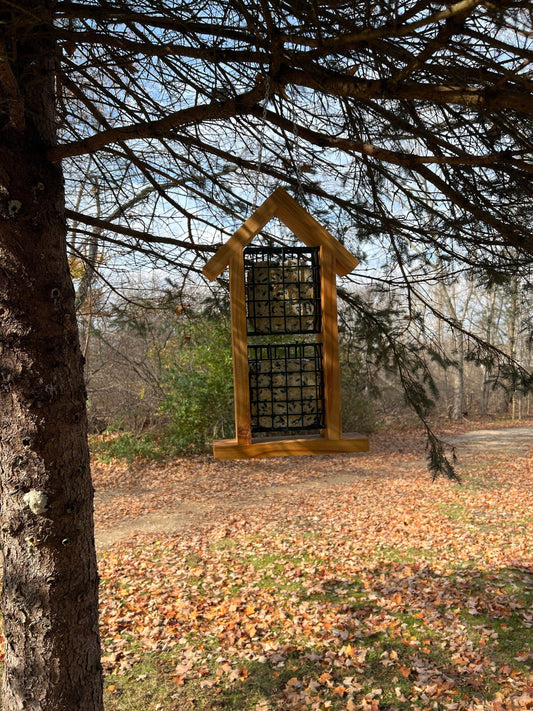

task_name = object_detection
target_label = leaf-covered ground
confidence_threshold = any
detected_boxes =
[93,424,533,710]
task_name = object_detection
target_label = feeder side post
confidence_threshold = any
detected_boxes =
[320,246,342,440]
[229,252,252,444]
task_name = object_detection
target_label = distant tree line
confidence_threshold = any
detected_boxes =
[80,270,532,461]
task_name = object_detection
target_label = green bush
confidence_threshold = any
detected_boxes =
[158,316,235,452]
[91,430,162,463]
[92,313,235,461]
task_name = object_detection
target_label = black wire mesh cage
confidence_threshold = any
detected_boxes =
[244,246,321,335]
[248,342,325,433]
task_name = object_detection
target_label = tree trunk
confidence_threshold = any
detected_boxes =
[451,328,465,420]
[480,286,498,416]
[436,276,470,422]
[0,4,103,710]
[507,276,519,418]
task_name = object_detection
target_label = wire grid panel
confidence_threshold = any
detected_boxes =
[244,246,321,335]
[248,342,325,433]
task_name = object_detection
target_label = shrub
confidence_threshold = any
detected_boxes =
[158,316,235,452]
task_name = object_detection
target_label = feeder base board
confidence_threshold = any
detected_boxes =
[212,433,369,460]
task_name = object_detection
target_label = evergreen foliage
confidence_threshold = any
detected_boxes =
[159,316,235,451]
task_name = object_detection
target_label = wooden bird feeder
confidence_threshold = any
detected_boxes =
[203,187,369,460]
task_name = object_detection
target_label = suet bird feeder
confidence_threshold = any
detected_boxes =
[203,187,369,460]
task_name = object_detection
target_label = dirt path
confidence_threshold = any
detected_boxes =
[94,425,533,551]
[446,425,533,454]
[94,469,367,551]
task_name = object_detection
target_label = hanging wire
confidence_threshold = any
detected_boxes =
[253,75,271,210]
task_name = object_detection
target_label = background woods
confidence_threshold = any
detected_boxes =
[84,275,533,460]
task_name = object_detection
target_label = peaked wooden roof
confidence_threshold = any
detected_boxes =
[203,187,359,281]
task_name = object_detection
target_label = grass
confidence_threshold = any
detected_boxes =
[101,565,533,709]
[104,654,181,710]
[90,424,212,464]
[91,430,168,463]
[103,581,533,711]
[96,442,533,710]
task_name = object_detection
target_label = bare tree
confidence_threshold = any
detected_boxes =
[1,0,532,708]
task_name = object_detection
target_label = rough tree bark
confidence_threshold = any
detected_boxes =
[0,3,103,709]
